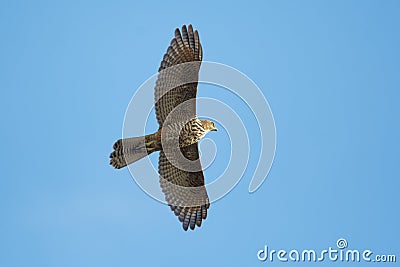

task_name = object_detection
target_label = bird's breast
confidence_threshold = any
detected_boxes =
[160,118,206,148]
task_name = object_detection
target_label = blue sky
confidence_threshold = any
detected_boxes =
[1,0,399,266]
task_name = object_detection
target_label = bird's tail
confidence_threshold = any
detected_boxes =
[110,132,160,169]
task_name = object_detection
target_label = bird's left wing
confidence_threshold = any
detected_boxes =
[158,143,210,231]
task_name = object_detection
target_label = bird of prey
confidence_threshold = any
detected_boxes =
[110,25,217,231]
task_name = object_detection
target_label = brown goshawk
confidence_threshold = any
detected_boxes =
[110,25,217,231]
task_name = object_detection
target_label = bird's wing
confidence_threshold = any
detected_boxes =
[158,143,210,231]
[154,24,203,127]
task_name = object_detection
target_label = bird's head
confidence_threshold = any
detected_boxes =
[201,120,218,132]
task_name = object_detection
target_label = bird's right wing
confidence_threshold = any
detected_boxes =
[154,24,203,127]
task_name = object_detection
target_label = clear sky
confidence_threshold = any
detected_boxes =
[1,0,399,266]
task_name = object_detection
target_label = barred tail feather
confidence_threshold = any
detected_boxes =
[110,134,158,169]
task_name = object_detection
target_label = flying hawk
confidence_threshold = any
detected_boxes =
[110,25,217,231]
